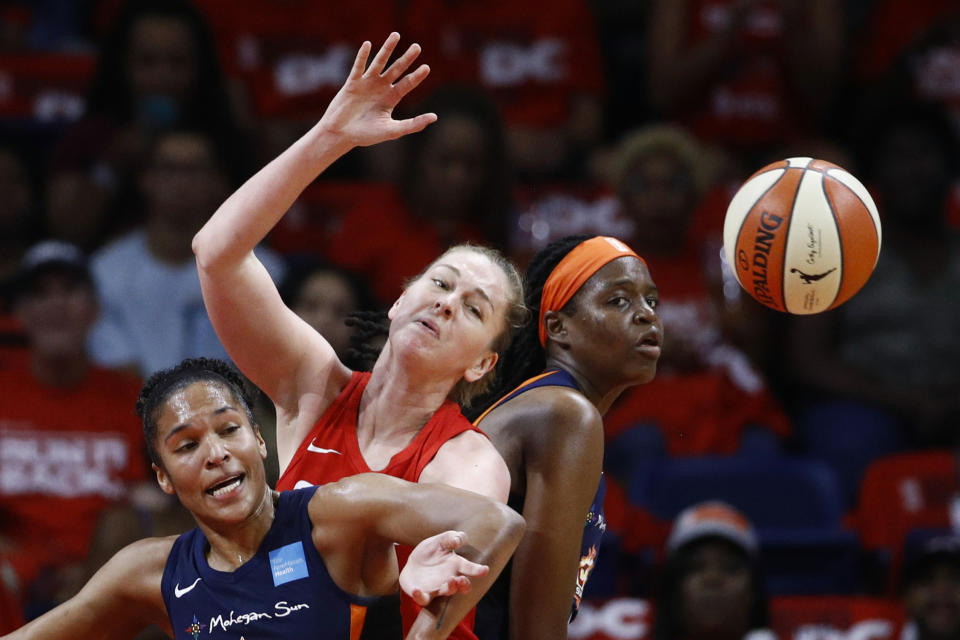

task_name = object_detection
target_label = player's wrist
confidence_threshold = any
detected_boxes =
[307,122,355,159]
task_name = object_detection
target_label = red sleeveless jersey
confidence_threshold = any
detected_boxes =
[275,371,482,639]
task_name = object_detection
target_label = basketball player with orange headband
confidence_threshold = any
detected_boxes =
[466,235,663,640]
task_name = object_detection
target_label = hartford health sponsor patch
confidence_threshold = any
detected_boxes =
[269,542,309,586]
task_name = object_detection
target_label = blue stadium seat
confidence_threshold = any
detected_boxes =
[631,456,846,528]
[796,401,904,508]
[629,456,861,594]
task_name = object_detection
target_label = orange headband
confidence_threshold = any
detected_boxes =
[538,236,646,346]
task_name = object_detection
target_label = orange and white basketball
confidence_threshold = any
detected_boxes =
[722,157,882,314]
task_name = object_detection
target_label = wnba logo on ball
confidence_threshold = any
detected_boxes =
[723,157,882,314]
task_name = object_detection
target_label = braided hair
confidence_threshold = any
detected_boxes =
[465,234,595,421]
[345,309,390,372]
[135,357,258,466]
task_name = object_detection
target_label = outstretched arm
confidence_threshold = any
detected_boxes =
[192,34,437,465]
[2,538,172,640]
[310,474,524,640]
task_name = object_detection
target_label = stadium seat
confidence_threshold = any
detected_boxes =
[632,456,846,529]
[796,401,905,508]
[769,596,905,639]
[631,456,861,594]
[856,451,957,592]
[857,451,957,550]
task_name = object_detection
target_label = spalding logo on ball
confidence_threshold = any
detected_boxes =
[723,157,882,314]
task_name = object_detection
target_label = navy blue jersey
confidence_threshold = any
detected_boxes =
[161,487,400,639]
[473,369,606,639]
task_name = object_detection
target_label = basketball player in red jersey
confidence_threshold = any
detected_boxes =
[192,34,526,636]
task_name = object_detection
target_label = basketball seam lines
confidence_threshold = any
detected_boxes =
[751,160,789,178]
[780,169,804,313]
[733,170,784,290]
[826,171,881,269]
[820,175,844,310]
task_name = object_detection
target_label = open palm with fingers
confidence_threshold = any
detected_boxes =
[400,531,490,607]
[319,32,438,149]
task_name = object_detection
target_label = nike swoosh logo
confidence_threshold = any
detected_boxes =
[174,577,201,598]
[294,480,314,490]
[306,443,341,455]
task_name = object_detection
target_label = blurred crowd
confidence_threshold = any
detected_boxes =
[0,0,958,638]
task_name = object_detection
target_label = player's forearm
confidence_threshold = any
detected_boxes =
[407,503,525,640]
[193,123,352,270]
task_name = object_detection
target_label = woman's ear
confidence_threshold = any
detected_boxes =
[153,462,176,496]
[543,310,569,347]
[464,352,498,383]
[255,427,268,460]
[387,289,407,320]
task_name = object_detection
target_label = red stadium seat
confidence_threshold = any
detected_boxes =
[857,451,956,550]
[770,596,905,640]
[856,451,957,591]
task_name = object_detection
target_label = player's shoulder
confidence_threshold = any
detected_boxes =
[307,474,413,530]
[118,536,177,571]
[425,430,511,501]
[494,384,601,435]
[95,536,176,601]
[436,427,499,458]
[311,473,407,508]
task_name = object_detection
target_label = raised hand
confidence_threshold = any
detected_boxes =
[400,531,490,607]
[318,32,437,149]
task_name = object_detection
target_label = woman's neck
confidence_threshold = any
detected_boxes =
[544,356,629,416]
[200,488,277,572]
[363,349,454,438]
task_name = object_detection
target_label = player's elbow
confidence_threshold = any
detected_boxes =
[191,227,236,273]
[494,502,526,550]
[191,228,215,270]
[468,499,525,561]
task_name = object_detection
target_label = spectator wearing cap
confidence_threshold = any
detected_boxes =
[653,501,776,640]
[0,240,147,618]
[901,536,960,640]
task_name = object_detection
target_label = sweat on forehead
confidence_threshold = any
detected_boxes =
[538,236,645,346]
[136,358,256,461]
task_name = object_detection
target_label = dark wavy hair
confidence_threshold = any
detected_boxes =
[135,357,258,466]
[464,234,595,420]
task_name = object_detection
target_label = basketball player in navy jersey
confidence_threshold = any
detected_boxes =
[3,358,524,640]
[467,235,662,640]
